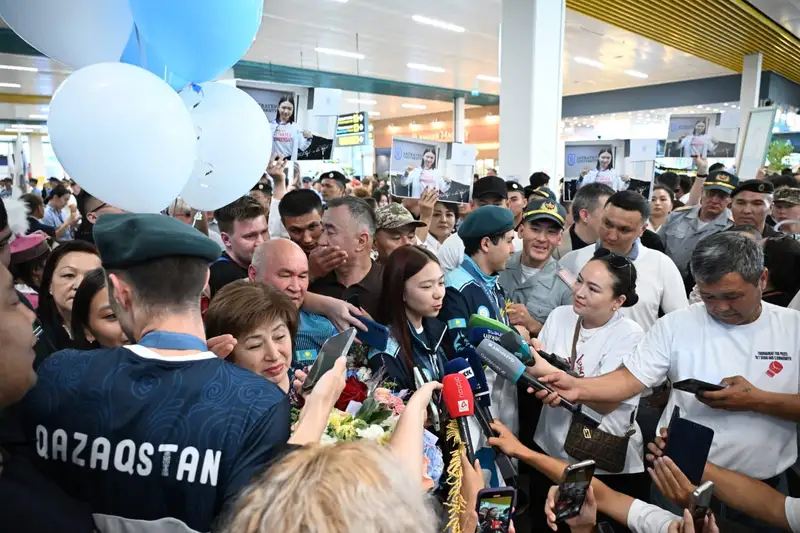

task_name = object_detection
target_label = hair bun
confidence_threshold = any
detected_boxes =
[622,291,639,307]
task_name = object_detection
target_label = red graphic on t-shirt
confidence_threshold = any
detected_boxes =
[766,361,784,378]
[575,354,585,377]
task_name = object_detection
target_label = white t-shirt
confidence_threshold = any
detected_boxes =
[270,122,311,158]
[626,499,679,533]
[437,232,523,273]
[519,264,541,283]
[559,245,688,331]
[535,306,645,474]
[789,291,800,312]
[625,302,800,479]
[581,169,626,192]
[268,197,290,239]
[787,497,800,532]
[679,134,716,158]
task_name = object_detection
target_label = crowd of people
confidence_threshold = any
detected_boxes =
[1,153,800,533]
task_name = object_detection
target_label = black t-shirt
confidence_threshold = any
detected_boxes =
[568,225,590,251]
[641,229,665,253]
[208,252,249,299]
[26,217,55,239]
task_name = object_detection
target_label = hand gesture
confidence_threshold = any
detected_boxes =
[487,420,528,459]
[507,303,537,331]
[406,165,415,174]
[580,167,590,177]
[417,187,438,220]
[621,174,632,182]
[693,156,709,175]
[207,334,237,359]
[544,485,597,532]
[537,372,581,403]
[302,130,313,139]
[697,375,759,412]
[649,456,697,509]
[645,426,668,463]
[308,246,348,280]
[267,155,288,180]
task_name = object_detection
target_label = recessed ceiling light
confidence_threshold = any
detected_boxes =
[347,98,377,105]
[624,69,648,79]
[0,64,37,72]
[402,103,428,110]
[712,108,720,112]
[723,103,729,107]
[697,105,704,109]
[476,74,501,83]
[0,82,21,88]
[314,47,365,59]
[573,57,604,68]
[411,14,465,33]
[331,0,348,2]
[407,62,445,73]
[368,111,381,116]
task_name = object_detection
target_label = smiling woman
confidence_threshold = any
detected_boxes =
[36,240,101,352]
[205,280,299,393]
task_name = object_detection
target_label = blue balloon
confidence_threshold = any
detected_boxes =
[120,29,188,91]
[128,0,263,84]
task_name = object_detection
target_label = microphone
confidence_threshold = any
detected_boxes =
[446,357,519,482]
[498,331,577,376]
[442,373,476,464]
[476,338,602,428]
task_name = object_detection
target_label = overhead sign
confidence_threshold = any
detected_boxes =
[335,112,370,147]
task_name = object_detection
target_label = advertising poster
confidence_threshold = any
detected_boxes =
[389,137,474,203]
[663,114,736,158]
[564,144,613,179]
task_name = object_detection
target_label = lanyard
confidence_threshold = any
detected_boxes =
[569,319,582,371]
[138,331,208,351]
[463,259,506,324]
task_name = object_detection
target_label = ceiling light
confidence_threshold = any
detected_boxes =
[0,64,37,72]
[331,0,348,2]
[624,69,648,79]
[347,98,377,105]
[712,108,720,112]
[697,105,704,109]
[5,128,32,133]
[407,62,445,73]
[411,14,465,33]
[40,106,49,113]
[723,103,729,107]
[29,114,47,119]
[573,57,604,68]
[314,47,364,59]
[0,82,21,88]
[476,74,501,83]
[402,103,427,110]
[368,111,381,116]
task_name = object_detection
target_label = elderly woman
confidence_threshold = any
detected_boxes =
[205,280,298,393]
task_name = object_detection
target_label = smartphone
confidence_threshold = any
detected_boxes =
[301,328,357,393]
[663,418,714,485]
[672,379,726,394]
[690,481,714,532]
[555,460,596,522]
[476,487,516,533]
[355,316,390,351]
[345,294,361,309]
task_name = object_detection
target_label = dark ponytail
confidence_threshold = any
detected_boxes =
[591,248,639,307]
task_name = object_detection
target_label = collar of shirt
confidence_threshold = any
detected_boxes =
[461,255,500,293]
[569,224,590,250]
[594,238,641,261]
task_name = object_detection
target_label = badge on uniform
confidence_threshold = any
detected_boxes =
[557,268,578,288]
[477,306,490,318]
[447,318,467,330]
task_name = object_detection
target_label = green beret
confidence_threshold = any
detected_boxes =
[94,213,222,269]
[458,205,515,240]
[523,197,567,228]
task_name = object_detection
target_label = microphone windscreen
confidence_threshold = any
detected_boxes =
[476,339,526,385]
[467,314,515,335]
[442,373,475,418]
[460,347,492,408]
[467,326,502,347]
[499,331,533,365]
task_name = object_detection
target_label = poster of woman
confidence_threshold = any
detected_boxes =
[389,137,474,203]
[270,93,312,159]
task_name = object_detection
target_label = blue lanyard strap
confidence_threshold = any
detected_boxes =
[138,331,208,351]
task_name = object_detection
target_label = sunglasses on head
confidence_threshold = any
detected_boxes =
[593,247,633,284]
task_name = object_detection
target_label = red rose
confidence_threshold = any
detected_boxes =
[335,376,368,411]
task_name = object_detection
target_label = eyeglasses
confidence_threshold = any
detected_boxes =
[593,247,633,285]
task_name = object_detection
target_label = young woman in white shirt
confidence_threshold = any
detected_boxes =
[678,120,718,158]
[424,201,458,253]
[270,95,312,159]
[531,248,647,528]
[400,149,451,199]
[648,185,675,232]
[579,149,628,192]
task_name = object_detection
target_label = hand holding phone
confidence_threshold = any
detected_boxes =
[302,328,357,394]
[689,481,714,533]
[554,460,595,523]
[476,487,516,533]
[672,379,726,395]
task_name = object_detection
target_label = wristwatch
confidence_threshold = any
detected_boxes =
[696,173,708,178]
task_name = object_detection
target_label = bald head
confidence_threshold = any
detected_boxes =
[249,239,309,308]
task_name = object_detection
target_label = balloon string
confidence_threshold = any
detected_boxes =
[190,83,204,109]
[134,24,146,70]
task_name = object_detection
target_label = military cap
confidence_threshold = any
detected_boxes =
[522,197,567,229]
[93,213,222,269]
[704,170,739,194]
[775,187,800,205]
[458,205,515,240]
[472,176,508,200]
[731,179,774,198]
[525,185,557,201]
[375,203,426,230]
[251,181,272,194]
[320,170,348,187]
[506,181,525,195]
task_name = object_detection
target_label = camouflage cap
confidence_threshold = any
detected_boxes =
[375,203,427,230]
[775,187,800,205]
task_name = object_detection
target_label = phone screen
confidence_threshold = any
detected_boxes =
[477,493,513,533]
[555,462,595,522]
[302,328,356,393]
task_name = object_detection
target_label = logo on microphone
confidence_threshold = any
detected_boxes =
[458,399,469,413]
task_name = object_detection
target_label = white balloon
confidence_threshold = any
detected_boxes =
[178,83,273,211]
[48,63,197,213]
[0,0,132,69]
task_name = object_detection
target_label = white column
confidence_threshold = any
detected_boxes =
[499,0,565,186]
[29,134,45,181]
[453,96,466,143]
[736,52,763,156]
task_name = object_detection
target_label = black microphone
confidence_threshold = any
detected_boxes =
[498,331,578,377]
[476,339,602,428]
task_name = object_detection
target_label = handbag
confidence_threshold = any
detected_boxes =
[562,319,636,473]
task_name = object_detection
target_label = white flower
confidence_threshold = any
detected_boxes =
[356,424,386,441]
[356,367,373,382]
[320,433,338,446]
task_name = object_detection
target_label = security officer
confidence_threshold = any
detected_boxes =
[507,181,526,231]
[658,169,738,281]
[500,197,574,337]
[524,185,558,203]
[730,179,779,237]
[439,205,517,485]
